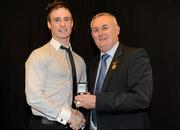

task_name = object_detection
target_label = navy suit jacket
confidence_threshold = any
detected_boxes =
[88,43,153,129]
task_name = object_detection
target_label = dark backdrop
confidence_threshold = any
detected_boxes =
[1,0,179,129]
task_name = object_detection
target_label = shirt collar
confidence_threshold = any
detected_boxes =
[100,41,119,58]
[50,38,72,51]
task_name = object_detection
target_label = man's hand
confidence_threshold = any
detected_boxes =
[75,92,96,109]
[68,109,85,130]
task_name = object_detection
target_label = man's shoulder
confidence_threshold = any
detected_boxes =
[122,45,147,56]
[26,43,51,62]
[30,43,51,56]
[72,51,85,62]
[35,42,51,52]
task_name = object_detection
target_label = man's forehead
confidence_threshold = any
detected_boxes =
[92,18,112,28]
[50,8,72,16]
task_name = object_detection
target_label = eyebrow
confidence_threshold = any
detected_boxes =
[92,24,108,28]
[102,24,108,27]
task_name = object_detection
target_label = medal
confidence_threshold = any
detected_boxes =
[112,61,118,70]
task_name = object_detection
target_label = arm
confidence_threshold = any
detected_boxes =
[25,50,71,124]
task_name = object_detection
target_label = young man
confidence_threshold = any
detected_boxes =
[75,12,153,130]
[25,1,86,130]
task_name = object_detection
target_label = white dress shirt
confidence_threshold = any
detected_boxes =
[25,38,86,125]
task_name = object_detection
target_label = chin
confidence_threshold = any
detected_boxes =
[99,48,107,53]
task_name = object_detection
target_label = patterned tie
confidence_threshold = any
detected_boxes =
[92,54,110,126]
[60,45,77,108]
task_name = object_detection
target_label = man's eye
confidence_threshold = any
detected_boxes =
[55,19,60,22]
[92,29,98,33]
[102,26,108,31]
[64,17,71,22]
[52,18,61,22]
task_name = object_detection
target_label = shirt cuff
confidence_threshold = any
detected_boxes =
[56,107,71,125]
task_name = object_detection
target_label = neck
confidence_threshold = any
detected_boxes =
[53,37,70,48]
[61,42,70,48]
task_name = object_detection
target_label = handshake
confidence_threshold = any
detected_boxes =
[67,83,87,130]
[68,83,96,130]
[68,109,85,130]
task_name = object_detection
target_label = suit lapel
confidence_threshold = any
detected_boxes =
[101,44,124,92]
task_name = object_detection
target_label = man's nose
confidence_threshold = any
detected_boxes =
[98,29,105,36]
[60,21,65,26]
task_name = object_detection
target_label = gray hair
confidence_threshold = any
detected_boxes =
[90,12,118,27]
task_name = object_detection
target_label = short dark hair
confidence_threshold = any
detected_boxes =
[45,0,73,21]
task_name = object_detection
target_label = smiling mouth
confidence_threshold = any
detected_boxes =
[99,37,107,41]
[58,29,67,32]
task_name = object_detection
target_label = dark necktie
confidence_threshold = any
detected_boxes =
[92,54,110,126]
[60,45,77,108]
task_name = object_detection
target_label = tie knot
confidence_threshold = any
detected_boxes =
[102,54,110,62]
[60,45,71,53]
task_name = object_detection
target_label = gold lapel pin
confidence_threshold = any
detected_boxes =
[112,61,118,70]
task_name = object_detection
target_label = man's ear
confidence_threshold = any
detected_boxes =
[116,25,120,35]
[47,21,51,30]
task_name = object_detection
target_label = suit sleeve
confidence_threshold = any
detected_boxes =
[96,49,153,113]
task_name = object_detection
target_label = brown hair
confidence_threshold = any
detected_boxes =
[45,0,73,21]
